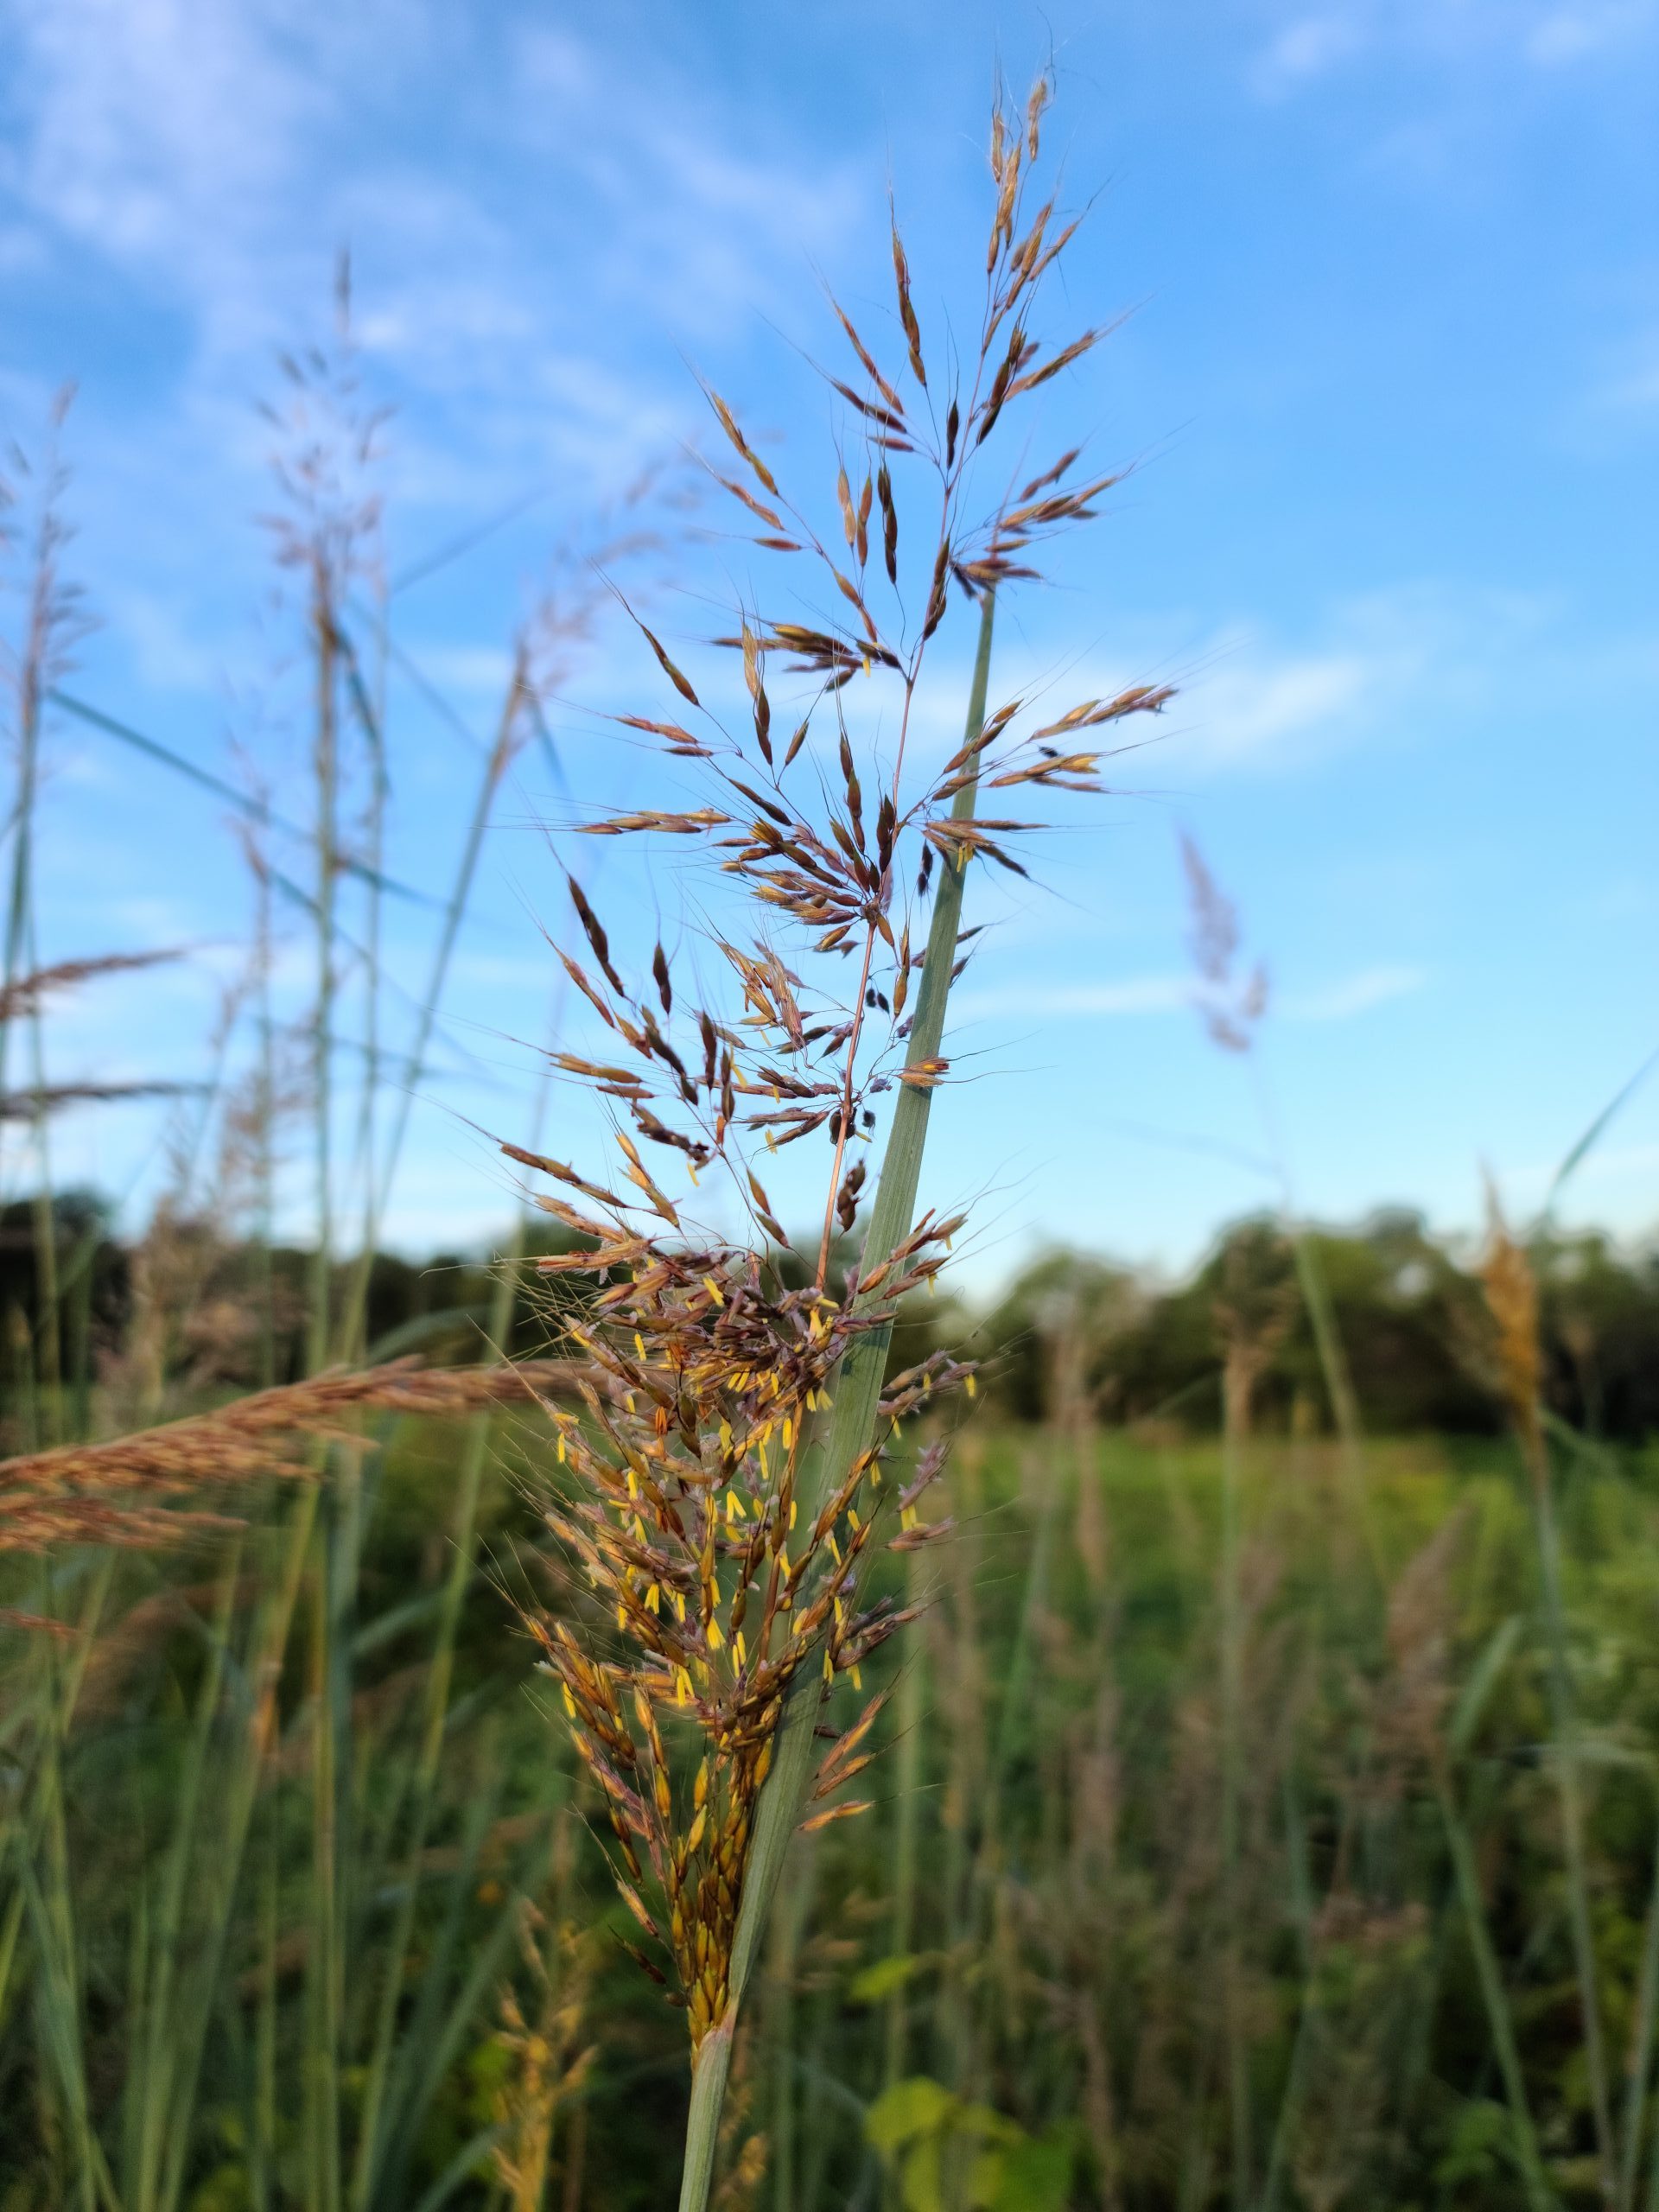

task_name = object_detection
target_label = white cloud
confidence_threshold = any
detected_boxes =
[0,1,865,497]
[4,0,329,348]
[1278,963,1426,1020]
[1253,15,1369,95]
[1582,327,1659,423]
[955,975,1193,1023]
[1188,643,1374,772]
[0,0,878,743]
[956,963,1424,1027]
[1174,582,1554,778]
[1250,0,1657,91]
[1525,1,1657,63]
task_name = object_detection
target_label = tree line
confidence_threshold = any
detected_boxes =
[3,1192,1655,1441]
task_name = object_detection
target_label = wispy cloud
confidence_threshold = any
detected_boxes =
[1108,582,1554,781]
[957,963,1425,1027]
[1186,639,1376,773]
[0,1,867,537]
[955,975,1192,1024]
[1253,12,1370,94]
[1251,0,1658,92]
[1277,963,1427,1020]
[1581,327,1659,426]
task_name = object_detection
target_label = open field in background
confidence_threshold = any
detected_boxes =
[10,1393,1659,2210]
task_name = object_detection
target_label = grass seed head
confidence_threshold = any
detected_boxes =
[517,74,1163,2045]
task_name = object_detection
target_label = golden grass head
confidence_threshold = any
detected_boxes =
[511,73,1169,2049]
[1475,1182,1542,1440]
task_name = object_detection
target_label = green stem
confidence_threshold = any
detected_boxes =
[883,1551,925,2100]
[1220,1352,1250,2210]
[349,1230,528,2207]
[310,573,340,1376]
[1525,1417,1615,2204]
[1436,1765,1558,2212]
[308,1524,344,2212]
[338,654,527,1360]
[674,591,996,2212]
[1620,1796,1659,2212]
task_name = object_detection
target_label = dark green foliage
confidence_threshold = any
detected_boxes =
[976,1209,1659,1440]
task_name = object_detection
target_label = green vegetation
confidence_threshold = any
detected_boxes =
[10,1389,1659,2209]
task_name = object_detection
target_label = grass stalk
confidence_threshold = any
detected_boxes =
[674,589,995,2212]
[338,649,530,1360]
[124,1546,241,2212]
[307,1520,345,2212]
[766,1840,816,2212]
[881,1554,925,2101]
[349,1227,531,2207]
[1618,1794,1659,2212]
[1523,1414,1616,2202]
[1219,1344,1251,2210]
[309,565,341,1376]
[1434,1763,1558,2212]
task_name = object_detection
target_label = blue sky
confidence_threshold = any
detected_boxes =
[0,0,1655,1288]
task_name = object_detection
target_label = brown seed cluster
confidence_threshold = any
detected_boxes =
[0,1357,582,1555]
[514,74,1171,2047]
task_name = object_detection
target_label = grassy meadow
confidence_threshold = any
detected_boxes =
[10,1401,1659,2211]
[2,71,1657,2212]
